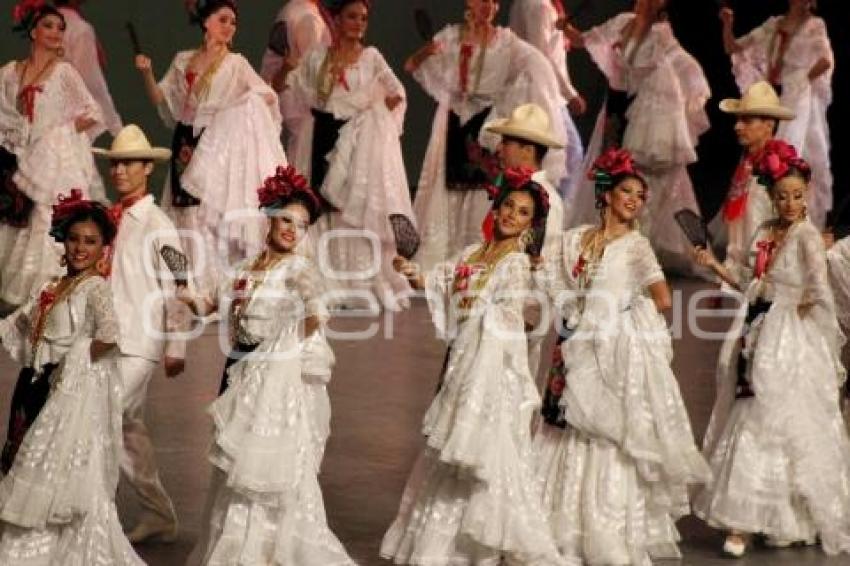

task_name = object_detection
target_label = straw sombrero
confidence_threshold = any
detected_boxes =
[92,124,172,161]
[485,103,565,149]
[719,81,795,120]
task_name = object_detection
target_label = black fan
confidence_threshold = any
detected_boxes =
[159,245,190,287]
[414,8,435,42]
[126,22,143,55]
[674,209,710,248]
[389,214,421,260]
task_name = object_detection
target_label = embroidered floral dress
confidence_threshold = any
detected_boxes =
[0,276,142,565]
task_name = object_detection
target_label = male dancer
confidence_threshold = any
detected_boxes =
[714,81,795,276]
[93,124,188,543]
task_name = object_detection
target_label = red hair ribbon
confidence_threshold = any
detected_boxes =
[17,85,43,123]
[459,43,474,94]
[753,239,776,279]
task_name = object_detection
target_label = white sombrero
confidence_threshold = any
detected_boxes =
[719,81,795,120]
[92,124,172,161]
[484,103,565,149]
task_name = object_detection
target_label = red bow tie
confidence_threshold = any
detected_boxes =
[108,194,144,230]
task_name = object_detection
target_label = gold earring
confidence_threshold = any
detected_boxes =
[60,255,67,267]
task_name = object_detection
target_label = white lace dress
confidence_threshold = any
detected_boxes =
[191,254,354,565]
[288,46,415,311]
[0,61,104,306]
[694,220,850,554]
[731,16,834,228]
[156,50,287,296]
[411,25,567,271]
[380,246,566,566]
[532,226,710,565]
[566,13,710,271]
[0,276,142,565]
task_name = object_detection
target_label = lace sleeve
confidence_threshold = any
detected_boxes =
[731,18,775,91]
[630,235,665,288]
[58,63,103,132]
[293,258,329,323]
[85,277,118,344]
[157,53,187,127]
[412,25,457,102]
[583,13,632,91]
[372,49,405,99]
[799,224,834,310]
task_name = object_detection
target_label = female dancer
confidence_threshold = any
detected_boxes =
[561,0,710,271]
[0,191,142,565]
[181,166,354,565]
[406,0,566,271]
[0,2,104,310]
[534,148,710,565]
[693,140,850,557]
[720,0,834,228]
[135,0,286,295]
[287,0,415,311]
[381,172,566,565]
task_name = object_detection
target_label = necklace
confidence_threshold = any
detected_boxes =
[16,55,57,122]
[453,239,518,315]
[316,44,361,105]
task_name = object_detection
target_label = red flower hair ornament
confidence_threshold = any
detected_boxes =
[586,147,645,208]
[481,166,550,242]
[753,140,811,187]
[257,165,323,223]
[12,0,48,35]
[49,188,116,243]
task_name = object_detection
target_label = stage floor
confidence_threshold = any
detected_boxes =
[0,279,846,565]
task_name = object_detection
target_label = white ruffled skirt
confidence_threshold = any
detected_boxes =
[0,341,141,565]
[533,299,710,565]
[380,317,566,565]
[192,330,354,565]
[694,303,850,554]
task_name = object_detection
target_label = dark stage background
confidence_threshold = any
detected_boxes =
[1,0,847,226]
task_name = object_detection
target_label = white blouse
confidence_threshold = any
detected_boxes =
[0,276,118,371]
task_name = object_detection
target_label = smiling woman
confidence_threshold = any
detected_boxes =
[133,0,287,298]
[0,2,104,312]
